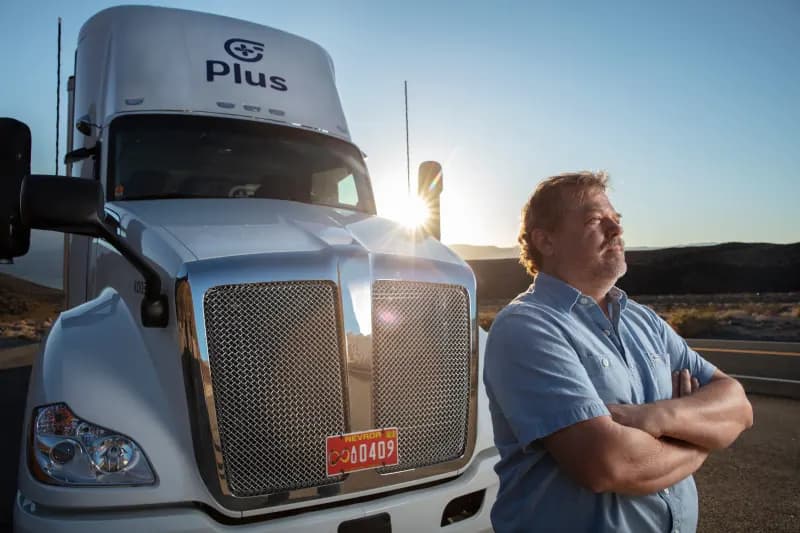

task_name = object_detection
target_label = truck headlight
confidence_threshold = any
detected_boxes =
[31,403,155,485]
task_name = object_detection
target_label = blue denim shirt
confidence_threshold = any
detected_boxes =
[484,272,717,533]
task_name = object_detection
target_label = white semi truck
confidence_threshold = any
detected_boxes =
[0,6,498,532]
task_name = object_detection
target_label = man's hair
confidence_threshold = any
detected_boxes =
[517,170,609,277]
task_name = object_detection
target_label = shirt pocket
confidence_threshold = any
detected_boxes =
[647,353,673,400]
[581,353,627,403]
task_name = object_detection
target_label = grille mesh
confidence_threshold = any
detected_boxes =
[372,281,471,473]
[203,281,346,497]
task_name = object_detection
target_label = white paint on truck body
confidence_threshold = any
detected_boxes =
[75,5,350,142]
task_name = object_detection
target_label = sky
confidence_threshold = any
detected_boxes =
[1,0,798,257]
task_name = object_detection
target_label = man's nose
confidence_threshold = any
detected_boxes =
[604,218,623,236]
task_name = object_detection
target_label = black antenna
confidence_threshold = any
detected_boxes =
[55,17,62,176]
[404,80,410,195]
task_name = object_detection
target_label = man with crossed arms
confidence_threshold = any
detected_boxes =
[484,171,753,532]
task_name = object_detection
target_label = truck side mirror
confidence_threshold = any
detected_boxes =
[418,161,443,197]
[21,175,105,237]
[418,161,443,240]
[21,175,168,328]
[0,118,32,263]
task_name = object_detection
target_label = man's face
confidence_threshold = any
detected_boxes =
[546,187,627,285]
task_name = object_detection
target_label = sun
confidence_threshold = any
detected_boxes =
[381,192,434,231]
[397,195,431,229]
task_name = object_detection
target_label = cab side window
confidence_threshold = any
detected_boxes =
[311,168,359,207]
[337,174,358,206]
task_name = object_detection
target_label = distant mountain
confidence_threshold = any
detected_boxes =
[2,230,795,297]
[447,243,667,260]
[447,244,519,260]
[620,242,800,294]
[468,242,800,299]
[0,230,63,289]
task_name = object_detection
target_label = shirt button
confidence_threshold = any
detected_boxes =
[601,358,610,368]
[672,530,679,533]
[603,329,611,336]
[579,297,589,305]
[662,488,670,495]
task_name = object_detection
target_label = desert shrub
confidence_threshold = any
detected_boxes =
[736,302,786,317]
[0,290,30,316]
[718,309,748,320]
[667,309,719,338]
[478,299,512,331]
[479,314,495,331]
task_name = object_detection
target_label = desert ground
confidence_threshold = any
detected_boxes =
[0,273,62,347]
[479,292,800,341]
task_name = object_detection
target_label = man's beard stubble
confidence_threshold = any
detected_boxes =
[594,237,627,282]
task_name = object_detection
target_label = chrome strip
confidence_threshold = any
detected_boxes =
[338,251,375,432]
[177,279,231,495]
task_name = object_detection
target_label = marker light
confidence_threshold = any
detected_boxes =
[31,403,155,485]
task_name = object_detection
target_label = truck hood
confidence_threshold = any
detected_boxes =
[109,198,465,267]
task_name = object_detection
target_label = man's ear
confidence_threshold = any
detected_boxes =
[531,228,554,257]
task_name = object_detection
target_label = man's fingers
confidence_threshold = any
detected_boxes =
[605,403,661,437]
[672,371,680,398]
[692,377,700,393]
[680,368,692,396]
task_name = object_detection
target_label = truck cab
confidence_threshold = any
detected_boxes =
[1,6,498,532]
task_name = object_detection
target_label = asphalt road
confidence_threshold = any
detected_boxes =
[695,393,800,533]
[688,339,800,399]
[0,365,29,531]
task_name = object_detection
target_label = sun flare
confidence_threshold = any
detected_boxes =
[397,195,431,229]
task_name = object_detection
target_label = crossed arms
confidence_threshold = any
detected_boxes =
[485,310,754,497]
[542,369,753,496]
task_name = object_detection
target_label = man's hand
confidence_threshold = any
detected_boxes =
[612,369,753,450]
[608,368,701,438]
[606,403,662,438]
[672,368,700,398]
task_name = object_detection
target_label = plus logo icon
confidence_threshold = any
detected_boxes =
[224,38,265,62]
[206,37,287,92]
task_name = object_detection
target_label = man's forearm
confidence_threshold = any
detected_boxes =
[655,376,753,449]
[596,423,708,496]
[547,415,709,495]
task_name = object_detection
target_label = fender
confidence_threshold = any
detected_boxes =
[17,288,230,515]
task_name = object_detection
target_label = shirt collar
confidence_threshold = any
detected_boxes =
[608,285,629,311]
[530,271,628,312]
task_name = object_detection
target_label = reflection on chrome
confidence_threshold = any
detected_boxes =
[176,252,478,512]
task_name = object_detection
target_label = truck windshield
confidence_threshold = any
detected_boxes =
[108,114,376,214]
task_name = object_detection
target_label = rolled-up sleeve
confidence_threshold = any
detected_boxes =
[653,312,717,385]
[483,310,610,449]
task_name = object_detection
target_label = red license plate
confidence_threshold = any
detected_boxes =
[326,428,399,476]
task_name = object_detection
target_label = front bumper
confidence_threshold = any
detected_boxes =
[15,448,498,532]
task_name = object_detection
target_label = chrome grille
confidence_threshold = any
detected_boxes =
[372,281,471,473]
[203,281,346,497]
